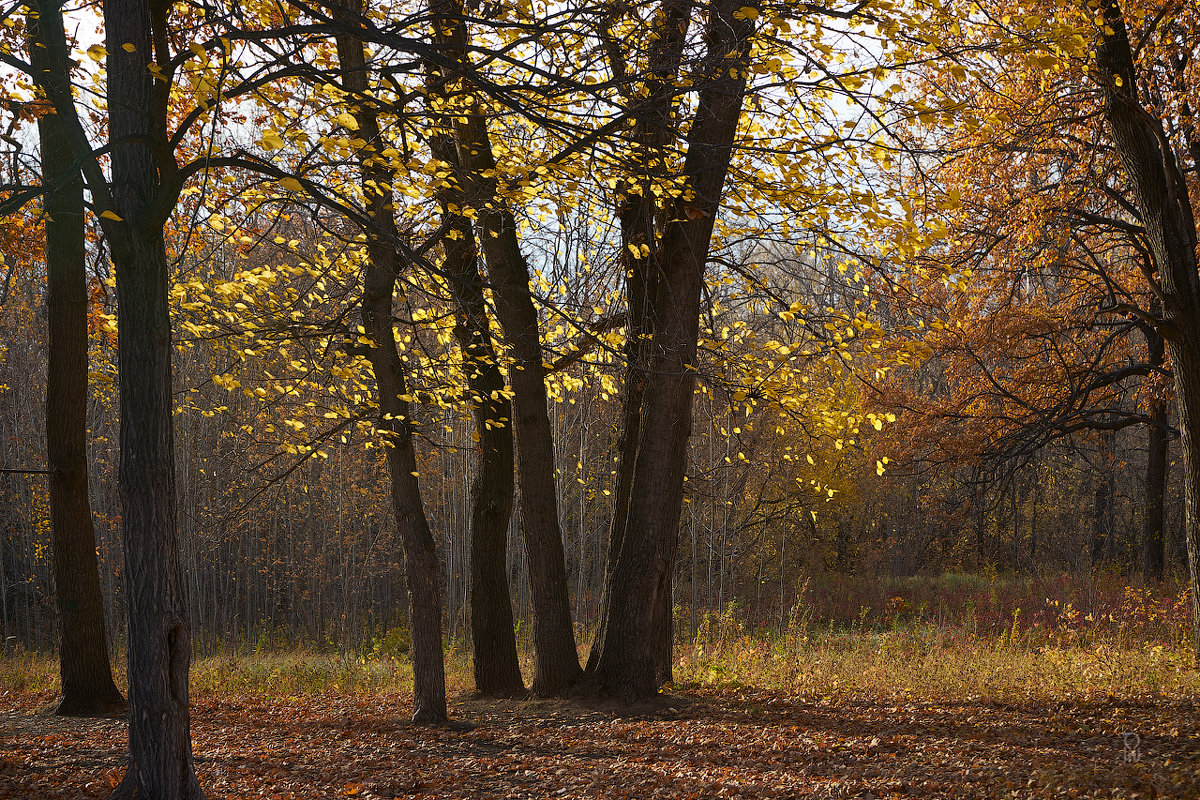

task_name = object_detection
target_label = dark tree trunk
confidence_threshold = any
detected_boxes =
[590,0,755,701]
[1143,402,1169,582]
[108,230,202,800]
[1091,478,1108,568]
[50,0,209,795]
[652,571,673,687]
[29,11,126,717]
[424,44,523,696]
[1142,322,1169,583]
[586,0,691,678]
[1097,0,1200,657]
[333,3,448,723]
[473,171,581,697]
[444,221,524,697]
[432,0,581,695]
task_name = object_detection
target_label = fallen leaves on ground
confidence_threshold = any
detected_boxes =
[1,686,1197,798]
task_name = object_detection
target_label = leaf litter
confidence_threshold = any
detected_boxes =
[1,686,1197,798]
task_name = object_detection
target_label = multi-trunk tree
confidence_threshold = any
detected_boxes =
[587,0,757,699]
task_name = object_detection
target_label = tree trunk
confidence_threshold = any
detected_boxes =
[431,0,581,695]
[1091,448,1110,569]
[1142,321,1169,583]
[38,0,211,794]
[29,11,126,717]
[590,0,756,700]
[424,46,523,695]
[586,0,691,678]
[475,173,581,697]
[1143,401,1169,582]
[108,230,202,800]
[332,2,448,723]
[1097,0,1200,657]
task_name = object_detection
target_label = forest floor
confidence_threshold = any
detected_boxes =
[4,575,1199,798]
[2,681,1198,799]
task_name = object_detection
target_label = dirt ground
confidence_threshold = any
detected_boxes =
[2,687,1197,798]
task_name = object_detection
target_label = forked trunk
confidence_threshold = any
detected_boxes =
[97,0,205,795]
[590,0,756,700]
[423,42,523,696]
[587,0,691,680]
[431,0,581,695]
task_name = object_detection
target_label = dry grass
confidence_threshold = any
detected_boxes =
[674,575,1198,701]
[674,626,1198,702]
[0,644,478,699]
[3,630,1194,706]
[2,575,1195,704]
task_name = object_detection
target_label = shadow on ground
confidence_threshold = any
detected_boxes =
[2,686,1197,798]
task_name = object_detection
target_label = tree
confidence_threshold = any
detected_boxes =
[29,8,126,717]
[25,0,207,793]
[589,0,757,700]
[866,0,1198,634]
[864,0,1189,581]
[428,0,583,696]
[422,23,524,696]
[331,0,448,723]
[1095,0,1200,655]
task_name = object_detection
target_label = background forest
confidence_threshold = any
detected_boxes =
[2,241,1191,657]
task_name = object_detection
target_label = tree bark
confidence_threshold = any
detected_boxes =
[1097,0,1200,657]
[1091,472,1109,568]
[1143,401,1169,582]
[332,1,448,723]
[29,9,126,717]
[99,0,205,792]
[471,153,581,697]
[424,60,524,695]
[431,0,581,696]
[586,0,692,679]
[1142,321,1169,583]
[590,0,756,700]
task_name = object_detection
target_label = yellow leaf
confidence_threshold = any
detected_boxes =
[99,210,123,221]
[259,131,285,151]
[735,6,759,20]
[278,177,303,192]
[335,112,359,131]
[121,43,137,52]
[86,44,107,62]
